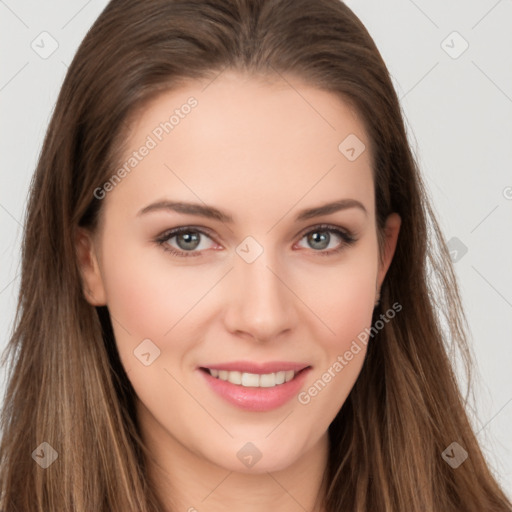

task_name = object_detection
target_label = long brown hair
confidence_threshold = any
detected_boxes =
[1,0,510,510]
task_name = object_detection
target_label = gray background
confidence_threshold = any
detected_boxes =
[1,0,511,498]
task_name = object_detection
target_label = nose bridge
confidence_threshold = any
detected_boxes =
[225,238,296,340]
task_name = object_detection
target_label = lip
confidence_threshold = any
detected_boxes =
[197,363,312,412]
[199,361,309,374]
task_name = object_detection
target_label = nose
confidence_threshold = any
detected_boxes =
[223,247,298,343]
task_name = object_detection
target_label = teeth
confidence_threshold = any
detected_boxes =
[208,369,297,387]
[275,371,286,385]
[259,373,275,387]
[227,371,242,385]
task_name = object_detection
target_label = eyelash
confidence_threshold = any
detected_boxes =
[154,224,357,258]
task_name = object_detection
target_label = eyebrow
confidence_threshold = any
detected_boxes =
[137,198,367,222]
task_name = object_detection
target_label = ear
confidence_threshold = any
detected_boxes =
[75,227,107,306]
[376,212,401,290]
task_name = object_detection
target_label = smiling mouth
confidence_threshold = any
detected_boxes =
[199,367,310,388]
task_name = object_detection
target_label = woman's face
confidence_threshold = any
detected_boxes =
[77,71,400,474]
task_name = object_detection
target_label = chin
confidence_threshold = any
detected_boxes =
[206,437,306,475]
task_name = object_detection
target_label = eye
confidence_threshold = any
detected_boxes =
[155,223,357,258]
[295,224,357,256]
[155,227,218,257]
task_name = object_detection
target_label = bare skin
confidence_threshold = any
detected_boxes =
[76,70,400,512]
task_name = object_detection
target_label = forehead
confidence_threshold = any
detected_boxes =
[104,70,374,224]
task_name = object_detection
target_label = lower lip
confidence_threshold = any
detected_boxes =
[198,367,311,412]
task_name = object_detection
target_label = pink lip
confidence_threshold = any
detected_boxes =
[199,361,309,374]
[197,365,312,412]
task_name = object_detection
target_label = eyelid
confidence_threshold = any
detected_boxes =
[295,222,354,241]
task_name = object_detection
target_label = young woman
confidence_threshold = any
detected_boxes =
[0,0,510,511]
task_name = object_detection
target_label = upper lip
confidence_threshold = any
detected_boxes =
[199,361,311,374]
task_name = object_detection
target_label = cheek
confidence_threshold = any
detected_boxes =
[301,240,379,350]
[316,274,375,388]
[101,227,205,321]
[98,231,227,373]
[296,270,376,426]
[296,240,378,407]
[100,247,168,335]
